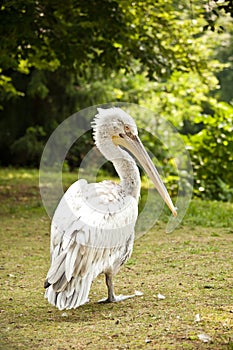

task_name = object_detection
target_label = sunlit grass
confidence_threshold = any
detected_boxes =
[0,167,233,349]
[0,167,39,184]
[1,168,232,229]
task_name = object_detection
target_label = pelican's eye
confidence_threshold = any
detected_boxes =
[124,125,131,133]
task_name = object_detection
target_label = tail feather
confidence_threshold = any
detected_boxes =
[44,278,51,289]
[65,243,79,281]
[46,251,66,285]
[45,274,92,310]
[53,273,68,292]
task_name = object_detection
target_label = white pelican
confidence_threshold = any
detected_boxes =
[44,107,177,310]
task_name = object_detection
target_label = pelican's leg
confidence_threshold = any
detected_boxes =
[98,273,116,303]
[105,273,116,302]
[98,273,137,303]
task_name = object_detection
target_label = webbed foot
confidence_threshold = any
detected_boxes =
[98,291,143,303]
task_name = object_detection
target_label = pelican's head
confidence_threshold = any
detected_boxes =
[92,107,138,140]
[92,107,177,217]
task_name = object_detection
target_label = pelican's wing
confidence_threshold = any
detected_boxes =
[45,179,138,310]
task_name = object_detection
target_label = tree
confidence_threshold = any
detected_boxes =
[0,0,221,99]
[215,24,233,103]
[0,0,232,203]
[203,0,233,31]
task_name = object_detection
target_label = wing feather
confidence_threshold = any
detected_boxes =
[65,241,79,282]
[45,179,138,310]
[47,251,66,284]
[53,273,67,292]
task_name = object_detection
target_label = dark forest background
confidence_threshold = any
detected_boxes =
[1,0,233,201]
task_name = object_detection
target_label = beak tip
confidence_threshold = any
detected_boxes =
[172,207,178,217]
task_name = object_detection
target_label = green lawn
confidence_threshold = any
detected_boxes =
[0,168,232,349]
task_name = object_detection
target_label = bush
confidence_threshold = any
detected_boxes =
[185,102,233,201]
[10,126,46,167]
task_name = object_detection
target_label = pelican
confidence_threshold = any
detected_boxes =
[44,107,177,310]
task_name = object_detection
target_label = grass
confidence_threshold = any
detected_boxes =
[0,168,233,349]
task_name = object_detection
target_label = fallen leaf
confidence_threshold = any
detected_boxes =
[145,337,151,343]
[198,333,211,343]
[194,314,201,322]
[134,290,144,296]
[157,293,165,300]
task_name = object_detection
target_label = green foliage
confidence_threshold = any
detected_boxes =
[203,0,233,31]
[10,126,46,167]
[0,0,227,109]
[0,0,218,87]
[215,24,233,103]
[184,102,233,201]
[27,71,49,99]
[0,0,233,202]
[0,70,24,108]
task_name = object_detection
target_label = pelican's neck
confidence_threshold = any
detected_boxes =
[96,139,141,202]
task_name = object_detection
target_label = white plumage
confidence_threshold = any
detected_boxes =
[44,107,176,310]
